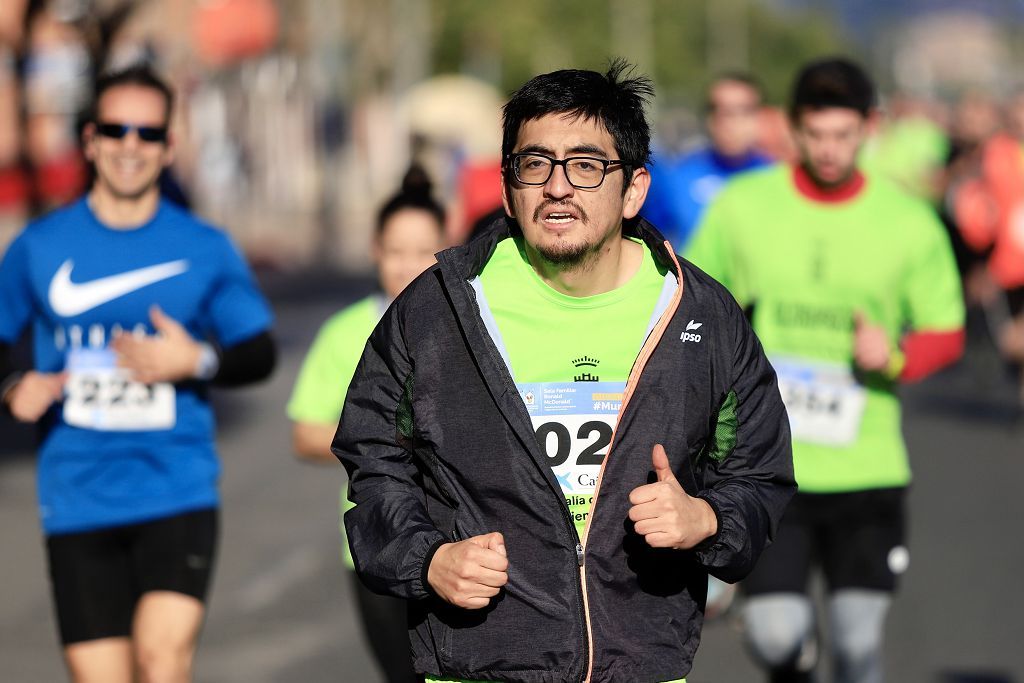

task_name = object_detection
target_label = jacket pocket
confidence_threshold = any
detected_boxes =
[410,601,454,673]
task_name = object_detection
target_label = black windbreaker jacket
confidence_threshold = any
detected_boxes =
[334,217,795,682]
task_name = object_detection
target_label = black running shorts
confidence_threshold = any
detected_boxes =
[46,507,218,645]
[743,488,907,595]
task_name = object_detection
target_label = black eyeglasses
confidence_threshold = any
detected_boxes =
[508,153,624,189]
[95,122,169,143]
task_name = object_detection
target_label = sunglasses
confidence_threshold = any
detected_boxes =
[95,122,168,143]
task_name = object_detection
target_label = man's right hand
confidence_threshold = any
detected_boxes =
[5,371,66,423]
[427,532,508,609]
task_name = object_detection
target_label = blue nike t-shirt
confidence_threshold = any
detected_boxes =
[0,197,273,534]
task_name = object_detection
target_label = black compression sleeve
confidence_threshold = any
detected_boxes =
[0,342,21,400]
[212,330,277,388]
[0,342,13,382]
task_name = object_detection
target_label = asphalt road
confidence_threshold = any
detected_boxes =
[1,271,1022,682]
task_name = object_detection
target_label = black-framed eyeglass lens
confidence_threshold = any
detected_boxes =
[96,122,168,143]
[510,153,623,189]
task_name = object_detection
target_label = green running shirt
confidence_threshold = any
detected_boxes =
[287,294,385,570]
[688,166,964,493]
[476,236,667,538]
[287,294,383,425]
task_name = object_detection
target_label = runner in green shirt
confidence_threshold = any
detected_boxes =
[287,169,444,683]
[477,234,669,539]
[689,57,965,683]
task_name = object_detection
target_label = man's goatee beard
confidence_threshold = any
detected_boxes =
[536,241,594,267]
[535,227,617,273]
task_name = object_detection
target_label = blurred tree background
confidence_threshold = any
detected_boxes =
[429,0,848,108]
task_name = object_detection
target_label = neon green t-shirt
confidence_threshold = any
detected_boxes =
[477,236,666,539]
[287,294,383,424]
[688,166,964,493]
[287,294,384,569]
[861,117,949,200]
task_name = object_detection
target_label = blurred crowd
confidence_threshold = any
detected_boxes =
[2,4,1023,383]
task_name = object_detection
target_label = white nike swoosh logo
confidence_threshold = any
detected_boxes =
[48,259,189,316]
[686,320,702,331]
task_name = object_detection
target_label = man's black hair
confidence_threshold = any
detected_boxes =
[377,164,445,236]
[705,72,763,113]
[789,57,875,121]
[91,64,175,125]
[501,58,654,185]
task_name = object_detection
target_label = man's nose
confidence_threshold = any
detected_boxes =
[543,162,575,199]
[120,129,142,149]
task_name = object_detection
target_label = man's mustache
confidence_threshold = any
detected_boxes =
[533,200,589,224]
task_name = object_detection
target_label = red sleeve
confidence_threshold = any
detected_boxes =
[899,329,966,383]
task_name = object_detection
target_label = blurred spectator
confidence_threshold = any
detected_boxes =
[950,91,1024,372]
[191,0,278,68]
[402,75,504,244]
[641,73,773,252]
[940,90,1001,278]
[947,89,1001,164]
[0,41,29,249]
[757,105,798,164]
[861,93,949,201]
[23,1,93,209]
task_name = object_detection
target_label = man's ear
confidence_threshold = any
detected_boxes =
[82,122,97,162]
[162,130,176,168]
[864,109,882,138]
[622,166,650,220]
[501,169,516,218]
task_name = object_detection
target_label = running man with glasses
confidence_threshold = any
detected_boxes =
[335,61,794,682]
[0,65,275,682]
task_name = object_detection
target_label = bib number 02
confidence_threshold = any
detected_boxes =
[529,414,615,494]
[535,419,612,467]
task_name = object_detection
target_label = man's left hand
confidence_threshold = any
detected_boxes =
[627,444,718,550]
[852,310,891,372]
[112,305,202,383]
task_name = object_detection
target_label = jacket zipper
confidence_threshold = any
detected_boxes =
[462,272,595,680]
[577,243,685,683]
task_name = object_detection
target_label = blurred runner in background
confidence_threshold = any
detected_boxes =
[641,73,772,253]
[287,166,444,683]
[0,65,276,683]
[949,90,1024,400]
[689,57,965,683]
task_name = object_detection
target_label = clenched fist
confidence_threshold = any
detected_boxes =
[4,371,66,423]
[427,532,508,609]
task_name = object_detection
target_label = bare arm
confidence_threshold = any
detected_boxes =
[291,421,338,464]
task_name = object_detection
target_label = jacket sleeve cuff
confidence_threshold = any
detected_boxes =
[691,488,752,583]
[419,537,449,600]
[693,492,724,553]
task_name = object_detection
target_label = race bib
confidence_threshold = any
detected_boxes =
[518,381,624,532]
[771,356,866,447]
[63,348,176,431]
